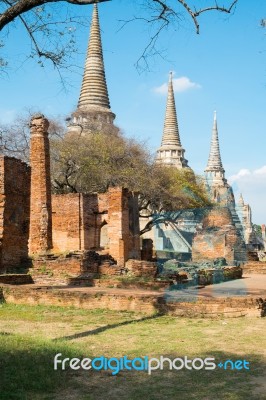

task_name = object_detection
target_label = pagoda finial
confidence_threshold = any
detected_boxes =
[156,72,189,169]
[161,71,182,147]
[78,4,111,112]
[205,111,224,173]
[238,193,245,206]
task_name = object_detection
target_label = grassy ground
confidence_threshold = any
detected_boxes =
[0,303,265,400]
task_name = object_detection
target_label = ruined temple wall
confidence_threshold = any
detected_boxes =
[0,156,30,271]
[107,188,140,266]
[192,207,247,263]
[51,188,140,265]
[52,194,81,252]
[52,192,109,253]
[192,230,234,262]
[81,193,108,249]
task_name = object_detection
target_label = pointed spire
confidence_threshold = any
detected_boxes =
[78,4,111,112]
[161,72,182,147]
[238,193,245,206]
[156,72,189,169]
[205,111,224,172]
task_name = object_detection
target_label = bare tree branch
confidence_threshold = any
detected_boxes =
[0,0,109,31]
[118,0,239,71]
[177,0,238,34]
[0,0,239,73]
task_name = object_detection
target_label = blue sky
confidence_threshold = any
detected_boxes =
[0,0,266,223]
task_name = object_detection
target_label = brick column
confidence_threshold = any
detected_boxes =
[107,188,129,266]
[29,114,52,254]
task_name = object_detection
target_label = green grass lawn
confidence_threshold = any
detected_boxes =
[0,303,265,400]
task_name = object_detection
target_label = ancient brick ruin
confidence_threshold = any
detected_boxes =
[1,4,262,282]
[0,116,141,274]
[29,114,52,254]
[1,4,265,321]
[0,156,30,273]
[192,207,247,263]
[51,189,140,265]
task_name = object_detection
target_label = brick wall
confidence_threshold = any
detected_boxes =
[0,274,33,285]
[32,258,82,277]
[81,193,108,249]
[125,259,157,277]
[52,194,82,252]
[242,261,266,274]
[0,156,30,272]
[52,193,108,252]
[192,207,247,263]
[52,188,140,266]
[1,285,261,317]
[108,188,140,266]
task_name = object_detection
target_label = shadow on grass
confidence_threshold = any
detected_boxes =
[53,313,162,341]
[0,333,265,400]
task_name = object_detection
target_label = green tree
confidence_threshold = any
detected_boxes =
[51,129,211,233]
[253,224,262,239]
[0,114,211,234]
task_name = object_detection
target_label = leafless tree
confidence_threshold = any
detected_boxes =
[0,111,66,162]
[129,0,238,70]
[0,0,239,71]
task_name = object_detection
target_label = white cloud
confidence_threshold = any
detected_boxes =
[154,76,201,94]
[228,166,266,224]
[228,168,251,183]
[254,166,266,175]
[228,167,266,185]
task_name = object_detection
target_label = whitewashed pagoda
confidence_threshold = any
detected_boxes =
[156,72,189,168]
[67,4,116,135]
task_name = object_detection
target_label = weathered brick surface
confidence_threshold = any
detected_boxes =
[52,194,82,252]
[242,262,266,274]
[0,274,33,285]
[125,259,157,277]
[165,296,259,318]
[96,264,120,275]
[52,193,110,252]
[192,208,247,263]
[107,188,128,265]
[32,258,82,276]
[108,188,140,266]
[2,286,158,315]
[52,188,140,266]
[202,207,232,228]
[1,285,262,317]
[29,115,52,254]
[29,250,119,285]
[92,278,169,291]
[0,156,30,272]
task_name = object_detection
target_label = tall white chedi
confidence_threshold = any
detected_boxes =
[204,111,235,205]
[205,111,225,180]
[236,193,255,245]
[156,72,189,168]
[68,4,116,134]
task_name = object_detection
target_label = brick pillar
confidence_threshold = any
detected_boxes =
[107,188,129,266]
[29,114,52,254]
